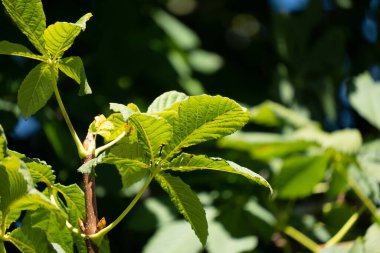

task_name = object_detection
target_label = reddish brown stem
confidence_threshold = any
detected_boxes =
[82,133,99,253]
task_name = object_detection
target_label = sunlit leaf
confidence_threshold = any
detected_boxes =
[349,72,380,131]
[164,153,271,191]
[163,95,250,161]
[155,173,208,246]
[0,41,45,61]
[17,63,57,118]
[23,157,55,186]
[54,184,85,226]
[1,0,47,54]
[43,13,92,59]
[147,90,188,113]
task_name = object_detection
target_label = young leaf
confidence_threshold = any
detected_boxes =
[163,95,250,161]
[164,153,271,191]
[110,103,137,121]
[129,114,172,161]
[43,13,92,59]
[147,90,188,113]
[0,41,45,61]
[103,143,149,188]
[17,63,57,118]
[1,0,47,54]
[155,173,208,246]
[349,72,380,131]
[58,56,92,95]
[273,155,330,199]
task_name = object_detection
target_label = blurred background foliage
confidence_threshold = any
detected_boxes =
[1,0,380,252]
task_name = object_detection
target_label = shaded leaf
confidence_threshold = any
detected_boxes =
[59,56,91,95]
[0,124,8,159]
[0,41,45,61]
[273,155,330,199]
[155,173,208,246]
[1,0,46,54]
[17,63,57,118]
[54,184,85,226]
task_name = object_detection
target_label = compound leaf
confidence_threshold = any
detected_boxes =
[1,0,46,54]
[155,173,208,246]
[17,63,57,118]
[59,56,91,95]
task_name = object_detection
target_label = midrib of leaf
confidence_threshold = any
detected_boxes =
[26,65,51,111]
[2,0,46,55]
[48,23,80,59]
[130,117,156,162]
[163,109,242,163]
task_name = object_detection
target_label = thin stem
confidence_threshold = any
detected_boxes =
[324,206,365,248]
[53,83,88,158]
[0,241,5,253]
[284,226,321,253]
[90,173,154,243]
[94,132,125,157]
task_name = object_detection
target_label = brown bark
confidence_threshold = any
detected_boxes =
[82,133,99,253]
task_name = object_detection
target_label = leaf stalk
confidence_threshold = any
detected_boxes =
[283,226,321,253]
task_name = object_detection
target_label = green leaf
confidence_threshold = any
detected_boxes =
[23,158,55,186]
[155,173,208,246]
[109,103,136,121]
[43,13,92,59]
[1,0,46,54]
[58,56,91,95]
[163,95,250,161]
[129,114,172,162]
[77,154,104,174]
[0,156,28,212]
[31,208,73,253]
[54,184,85,226]
[147,90,188,113]
[164,153,271,191]
[349,72,380,131]
[273,155,330,199]
[103,142,149,188]
[0,41,45,61]
[17,63,57,118]
[0,124,8,159]
[89,113,132,143]
[8,215,50,253]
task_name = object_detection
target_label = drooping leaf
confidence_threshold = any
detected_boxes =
[163,95,250,161]
[155,173,208,246]
[1,0,47,54]
[349,72,380,131]
[31,208,74,253]
[273,155,330,199]
[23,157,55,186]
[103,142,149,188]
[43,13,92,59]
[129,114,172,162]
[0,41,45,61]
[147,90,188,113]
[54,184,85,226]
[17,63,57,118]
[58,56,91,95]
[164,153,271,190]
